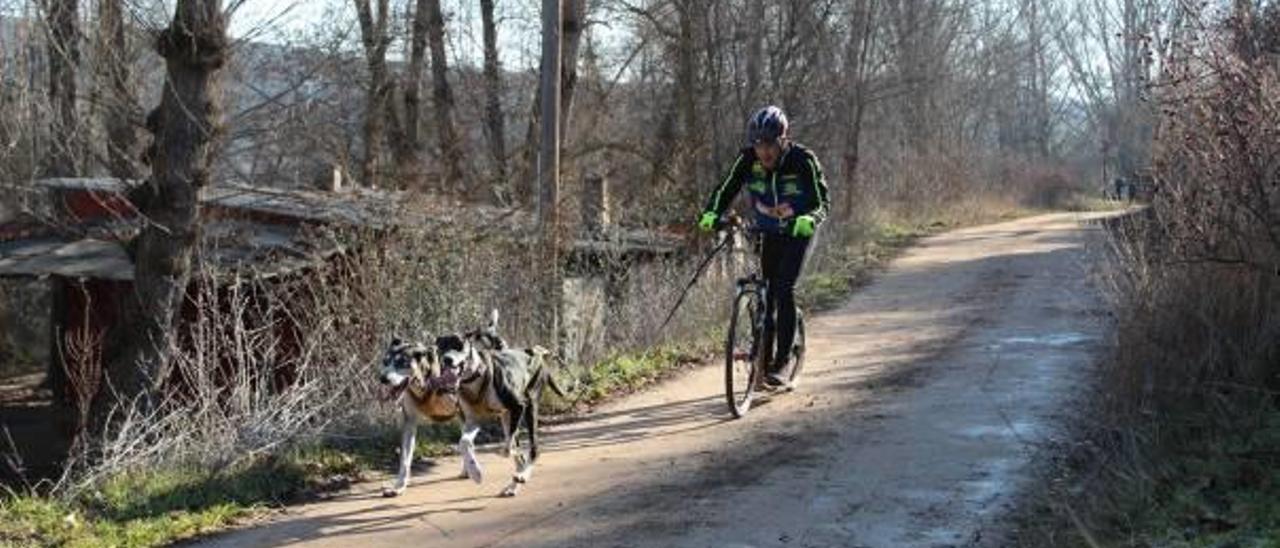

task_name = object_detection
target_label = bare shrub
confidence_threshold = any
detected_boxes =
[1037,6,1280,541]
[1105,5,1280,417]
[51,215,745,494]
[61,322,103,440]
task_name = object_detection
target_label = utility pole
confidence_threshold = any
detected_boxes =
[539,0,563,344]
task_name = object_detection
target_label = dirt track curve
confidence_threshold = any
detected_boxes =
[195,212,1112,548]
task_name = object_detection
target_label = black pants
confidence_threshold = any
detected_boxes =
[761,233,809,370]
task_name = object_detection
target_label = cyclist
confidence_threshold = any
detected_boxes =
[698,105,830,388]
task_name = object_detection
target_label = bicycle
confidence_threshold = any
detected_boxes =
[717,214,807,418]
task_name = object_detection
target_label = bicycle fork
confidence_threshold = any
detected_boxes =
[748,282,771,381]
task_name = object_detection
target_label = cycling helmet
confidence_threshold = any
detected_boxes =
[747,106,789,145]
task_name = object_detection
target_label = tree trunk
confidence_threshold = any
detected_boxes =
[102,0,228,415]
[40,0,79,178]
[426,0,466,194]
[842,0,877,212]
[516,1,588,209]
[559,0,586,133]
[539,0,562,344]
[480,0,508,202]
[354,0,391,188]
[516,95,540,208]
[98,0,144,180]
[391,0,431,190]
[38,0,79,405]
[674,1,701,201]
[745,0,764,108]
[1023,0,1051,158]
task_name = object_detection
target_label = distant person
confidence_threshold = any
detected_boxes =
[1113,177,1126,201]
[696,106,831,388]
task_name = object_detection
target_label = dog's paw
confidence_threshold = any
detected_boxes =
[382,486,405,497]
[499,473,527,497]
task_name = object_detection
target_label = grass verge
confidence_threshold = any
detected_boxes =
[1011,410,1280,547]
[0,425,458,548]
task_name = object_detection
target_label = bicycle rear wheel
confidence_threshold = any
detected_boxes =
[725,289,760,418]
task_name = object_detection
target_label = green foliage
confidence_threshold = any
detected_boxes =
[0,428,462,548]
[543,342,718,414]
[1,459,300,547]
[0,494,242,548]
[1122,413,1280,547]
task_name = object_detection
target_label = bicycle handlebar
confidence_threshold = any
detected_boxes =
[713,212,751,232]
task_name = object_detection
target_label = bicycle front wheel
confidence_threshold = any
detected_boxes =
[725,289,760,418]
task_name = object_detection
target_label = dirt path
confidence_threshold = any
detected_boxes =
[196,213,1112,548]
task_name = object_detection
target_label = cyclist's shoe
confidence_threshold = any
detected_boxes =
[764,358,793,389]
[753,374,771,391]
[763,372,791,389]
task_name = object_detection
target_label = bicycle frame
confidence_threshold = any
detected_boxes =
[721,213,808,417]
[731,230,771,374]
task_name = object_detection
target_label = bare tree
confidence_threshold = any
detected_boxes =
[97,0,145,180]
[36,0,80,408]
[480,0,508,201]
[387,0,431,190]
[745,0,765,107]
[560,0,587,132]
[39,0,79,177]
[674,0,701,188]
[1020,0,1053,158]
[105,0,229,411]
[540,0,562,342]
[425,0,466,193]
[517,0,589,209]
[840,0,880,212]
[883,0,952,149]
[354,0,391,188]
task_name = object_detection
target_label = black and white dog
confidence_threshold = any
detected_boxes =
[378,310,568,497]
[377,338,461,496]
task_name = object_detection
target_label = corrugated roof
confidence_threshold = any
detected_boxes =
[36,177,137,192]
[3,178,682,281]
[0,238,133,280]
[0,221,346,281]
[203,185,408,227]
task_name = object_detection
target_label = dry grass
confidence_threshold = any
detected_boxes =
[1010,9,1280,546]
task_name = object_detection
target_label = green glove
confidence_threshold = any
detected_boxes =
[791,215,816,238]
[697,211,718,232]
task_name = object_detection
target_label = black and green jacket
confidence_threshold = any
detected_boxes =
[703,143,830,235]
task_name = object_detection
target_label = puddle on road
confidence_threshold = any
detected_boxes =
[962,457,1017,507]
[959,421,1041,440]
[994,332,1093,348]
